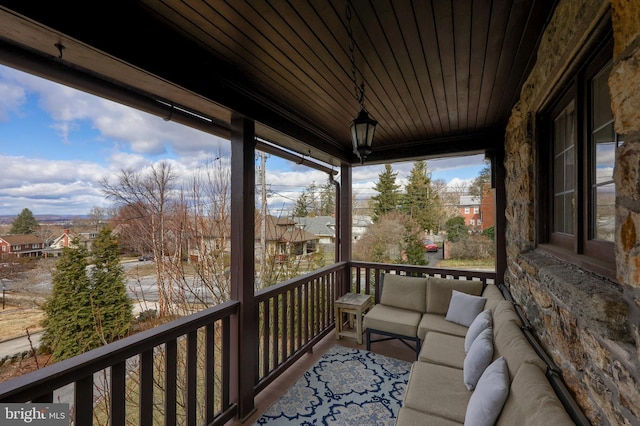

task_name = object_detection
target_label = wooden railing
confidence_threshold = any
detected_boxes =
[350,261,496,303]
[0,301,240,426]
[254,262,348,393]
[0,261,494,425]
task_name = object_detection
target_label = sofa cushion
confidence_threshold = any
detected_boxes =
[493,300,522,333]
[397,407,463,426]
[427,277,484,315]
[403,362,471,424]
[493,320,546,380]
[418,313,469,340]
[463,327,494,390]
[497,363,574,426]
[464,310,492,353]
[465,357,510,426]
[363,304,422,337]
[380,273,429,312]
[481,284,504,311]
[419,332,465,369]
[446,290,487,327]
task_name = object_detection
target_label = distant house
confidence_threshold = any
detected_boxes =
[188,215,319,264]
[352,215,373,241]
[0,234,45,258]
[292,216,336,252]
[45,229,99,256]
[257,216,318,262]
[459,184,495,232]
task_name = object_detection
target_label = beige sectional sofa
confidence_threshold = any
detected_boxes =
[362,273,578,426]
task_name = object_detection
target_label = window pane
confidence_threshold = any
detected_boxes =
[554,195,564,233]
[553,101,576,236]
[554,155,564,194]
[592,62,613,130]
[594,125,616,184]
[564,192,575,234]
[554,113,565,155]
[594,183,615,241]
[565,147,575,191]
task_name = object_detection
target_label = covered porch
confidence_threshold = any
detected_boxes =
[0,0,639,424]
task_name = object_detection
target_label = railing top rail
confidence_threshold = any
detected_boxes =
[349,261,497,280]
[255,261,348,302]
[0,300,240,402]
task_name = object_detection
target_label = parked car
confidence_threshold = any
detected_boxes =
[423,239,438,252]
[138,255,154,261]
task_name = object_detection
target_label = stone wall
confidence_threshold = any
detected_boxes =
[504,0,640,424]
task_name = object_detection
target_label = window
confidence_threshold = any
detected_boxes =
[539,33,618,279]
[464,207,470,214]
[477,219,482,225]
[470,219,475,226]
[474,207,479,214]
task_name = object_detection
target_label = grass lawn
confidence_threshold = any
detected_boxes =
[435,258,495,270]
[0,305,45,341]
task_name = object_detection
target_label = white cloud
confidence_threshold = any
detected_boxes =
[0,83,27,123]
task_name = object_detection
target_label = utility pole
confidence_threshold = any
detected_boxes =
[258,151,267,289]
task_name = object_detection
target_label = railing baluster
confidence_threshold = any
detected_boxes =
[262,301,270,376]
[296,286,302,350]
[75,375,93,426]
[111,361,126,426]
[273,295,280,367]
[165,340,177,426]
[205,323,215,424]
[222,315,231,411]
[140,349,153,426]
[186,331,197,426]
[282,290,289,360]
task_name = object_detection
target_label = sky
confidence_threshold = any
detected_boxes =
[0,64,486,217]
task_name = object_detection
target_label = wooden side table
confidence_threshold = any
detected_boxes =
[335,293,372,345]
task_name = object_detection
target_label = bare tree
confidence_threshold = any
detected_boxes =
[100,161,177,316]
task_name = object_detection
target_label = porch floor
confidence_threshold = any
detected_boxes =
[230,330,417,425]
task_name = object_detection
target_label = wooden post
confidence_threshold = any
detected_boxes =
[492,144,507,285]
[340,164,352,294]
[229,116,257,420]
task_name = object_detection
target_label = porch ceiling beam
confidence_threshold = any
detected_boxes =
[361,129,504,164]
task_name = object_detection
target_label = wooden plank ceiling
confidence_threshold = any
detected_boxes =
[0,0,555,166]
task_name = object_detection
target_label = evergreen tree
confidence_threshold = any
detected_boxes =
[318,177,335,216]
[371,164,401,222]
[10,208,39,234]
[401,161,442,232]
[42,230,132,362]
[469,164,492,198]
[90,226,132,345]
[401,220,428,266]
[293,192,309,217]
[445,216,469,242]
[42,242,94,361]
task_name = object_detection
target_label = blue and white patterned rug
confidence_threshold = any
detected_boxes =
[254,345,411,425]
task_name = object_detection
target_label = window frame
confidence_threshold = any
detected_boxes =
[537,27,617,281]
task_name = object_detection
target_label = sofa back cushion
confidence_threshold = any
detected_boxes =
[493,300,522,333]
[497,363,574,426]
[380,273,428,312]
[426,277,484,315]
[482,284,504,311]
[493,320,546,380]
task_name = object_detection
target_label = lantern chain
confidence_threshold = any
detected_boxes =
[346,2,365,109]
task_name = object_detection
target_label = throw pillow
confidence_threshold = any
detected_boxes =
[445,290,487,327]
[463,327,493,390]
[464,310,493,353]
[464,357,510,426]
